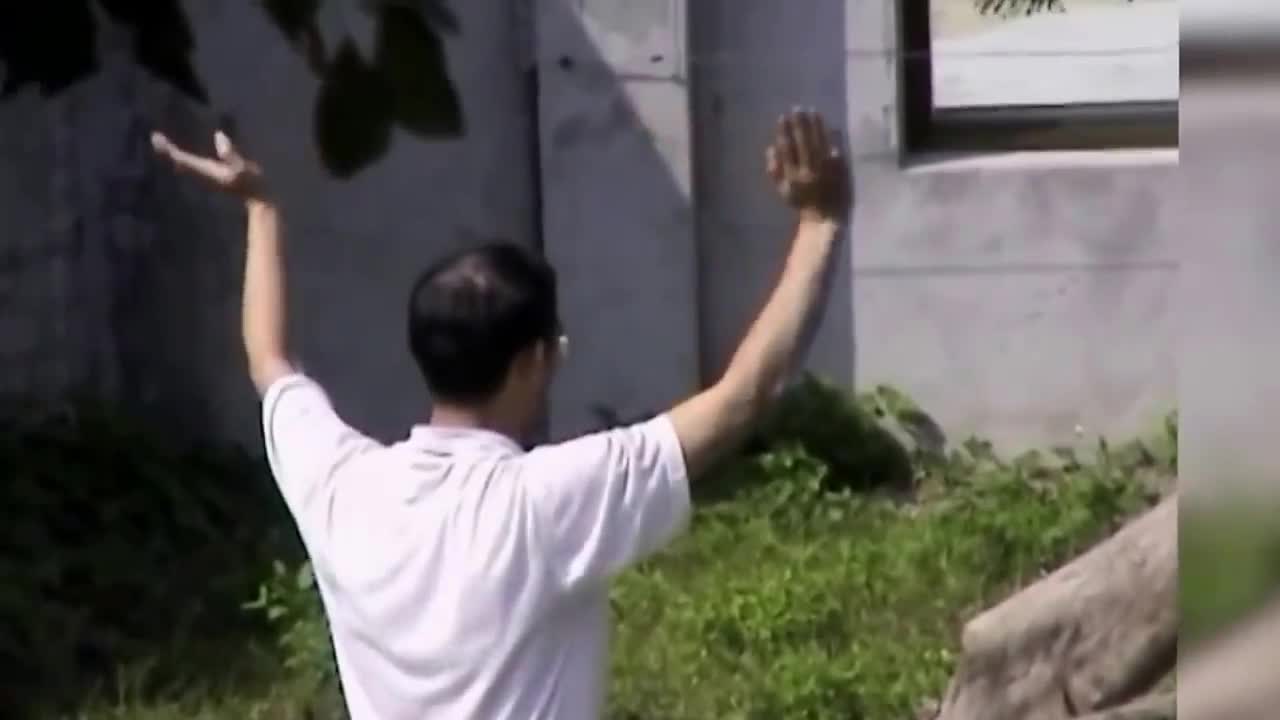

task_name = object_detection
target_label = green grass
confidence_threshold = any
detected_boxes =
[1181,502,1280,651]
[10,378,1174,720]
[606,430,1164,717]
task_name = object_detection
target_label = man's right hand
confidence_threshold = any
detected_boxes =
[765,108,851,224]
[667,108,848,480]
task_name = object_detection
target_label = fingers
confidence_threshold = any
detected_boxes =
[214,130,234,160]
[150,130,241,164]
[767,108,851,209]
[776,114,799,170]
[827,129,844,155]
[774,108,836,176]
[786,107,811,171]
[825,129,846,172]
[150,131,175,157]
[765,145,781,183]
[806,112,829,160]
[151,130,241,185]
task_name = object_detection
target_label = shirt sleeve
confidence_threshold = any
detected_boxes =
[261,373,379,517]
[520,414,692,592]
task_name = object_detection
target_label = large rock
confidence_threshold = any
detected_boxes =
[932,492,1177,720]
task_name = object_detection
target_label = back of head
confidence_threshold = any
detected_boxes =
[407,242,560,405]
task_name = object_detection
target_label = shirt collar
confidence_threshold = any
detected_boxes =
[408,424,524,458]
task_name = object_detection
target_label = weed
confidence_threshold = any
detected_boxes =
[9,378,1174,719]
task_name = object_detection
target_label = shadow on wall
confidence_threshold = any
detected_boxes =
[539,0,855,440]
[27,0,851,448]
[0,0,470,444]
[99,0,532,446]
[534,0,702,440]
[146,0,708,446]
[691,0,855,389]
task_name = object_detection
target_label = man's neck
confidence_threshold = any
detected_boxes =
[429,403,523,443]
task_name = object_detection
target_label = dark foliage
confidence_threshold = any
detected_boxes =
[0,0,463,178]
[0,404,298,718]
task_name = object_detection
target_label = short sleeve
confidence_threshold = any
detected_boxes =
[520,414,691,592]
[262,374,379,517]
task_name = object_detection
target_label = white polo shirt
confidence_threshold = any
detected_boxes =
[262,374,691,720]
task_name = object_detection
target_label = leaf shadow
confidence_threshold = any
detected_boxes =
[0,0,464,178]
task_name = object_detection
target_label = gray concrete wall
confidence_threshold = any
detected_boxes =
[534,0,700,440]
[0,0,537,446]
[186,0,538,445]
[1179,78,1279,502]
[693,0,1178,451]
[0,0,1179,455]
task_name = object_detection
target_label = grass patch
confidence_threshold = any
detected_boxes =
[13,378,1173,720]
[1181,502,1280,650]
[606,380,1169,718]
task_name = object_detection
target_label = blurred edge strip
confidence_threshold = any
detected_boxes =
[1183,39,1280,78]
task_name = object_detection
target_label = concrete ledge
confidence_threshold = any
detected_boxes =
[903,147,1179,174]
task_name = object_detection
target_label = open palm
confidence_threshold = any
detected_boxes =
[765,109,850,222]
[151,130,265,199]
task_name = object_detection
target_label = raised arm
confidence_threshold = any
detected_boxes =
[518,109,852,592]
[152,129,377,522]
[151,131,294,396]
[669,109,851,478]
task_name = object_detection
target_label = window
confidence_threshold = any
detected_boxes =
[902,0,1179,152]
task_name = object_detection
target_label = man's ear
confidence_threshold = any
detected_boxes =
[510,341,550,376]
[535,338,558,370]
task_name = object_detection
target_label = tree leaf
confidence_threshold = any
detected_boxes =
[260,0,326,72]
[260,0,322,35]
[373,4,463,138]
[0,1,98,97]
[314,39,394,178]
[98,0,207,101]
[360,0,460,35]
[133,35,207,101]
[295,562,314,591]
[975,0,1063,15]
[974,0,1131,15]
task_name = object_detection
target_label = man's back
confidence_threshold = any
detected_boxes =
[264,375,691,720]
[150,108,847,720]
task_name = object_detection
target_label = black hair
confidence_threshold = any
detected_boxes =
[407,242,560,404]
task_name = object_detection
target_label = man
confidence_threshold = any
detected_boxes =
[150,107,850,719]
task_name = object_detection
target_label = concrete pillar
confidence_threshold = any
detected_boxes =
[533,0,700,438]
[1180,78,1280,505]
